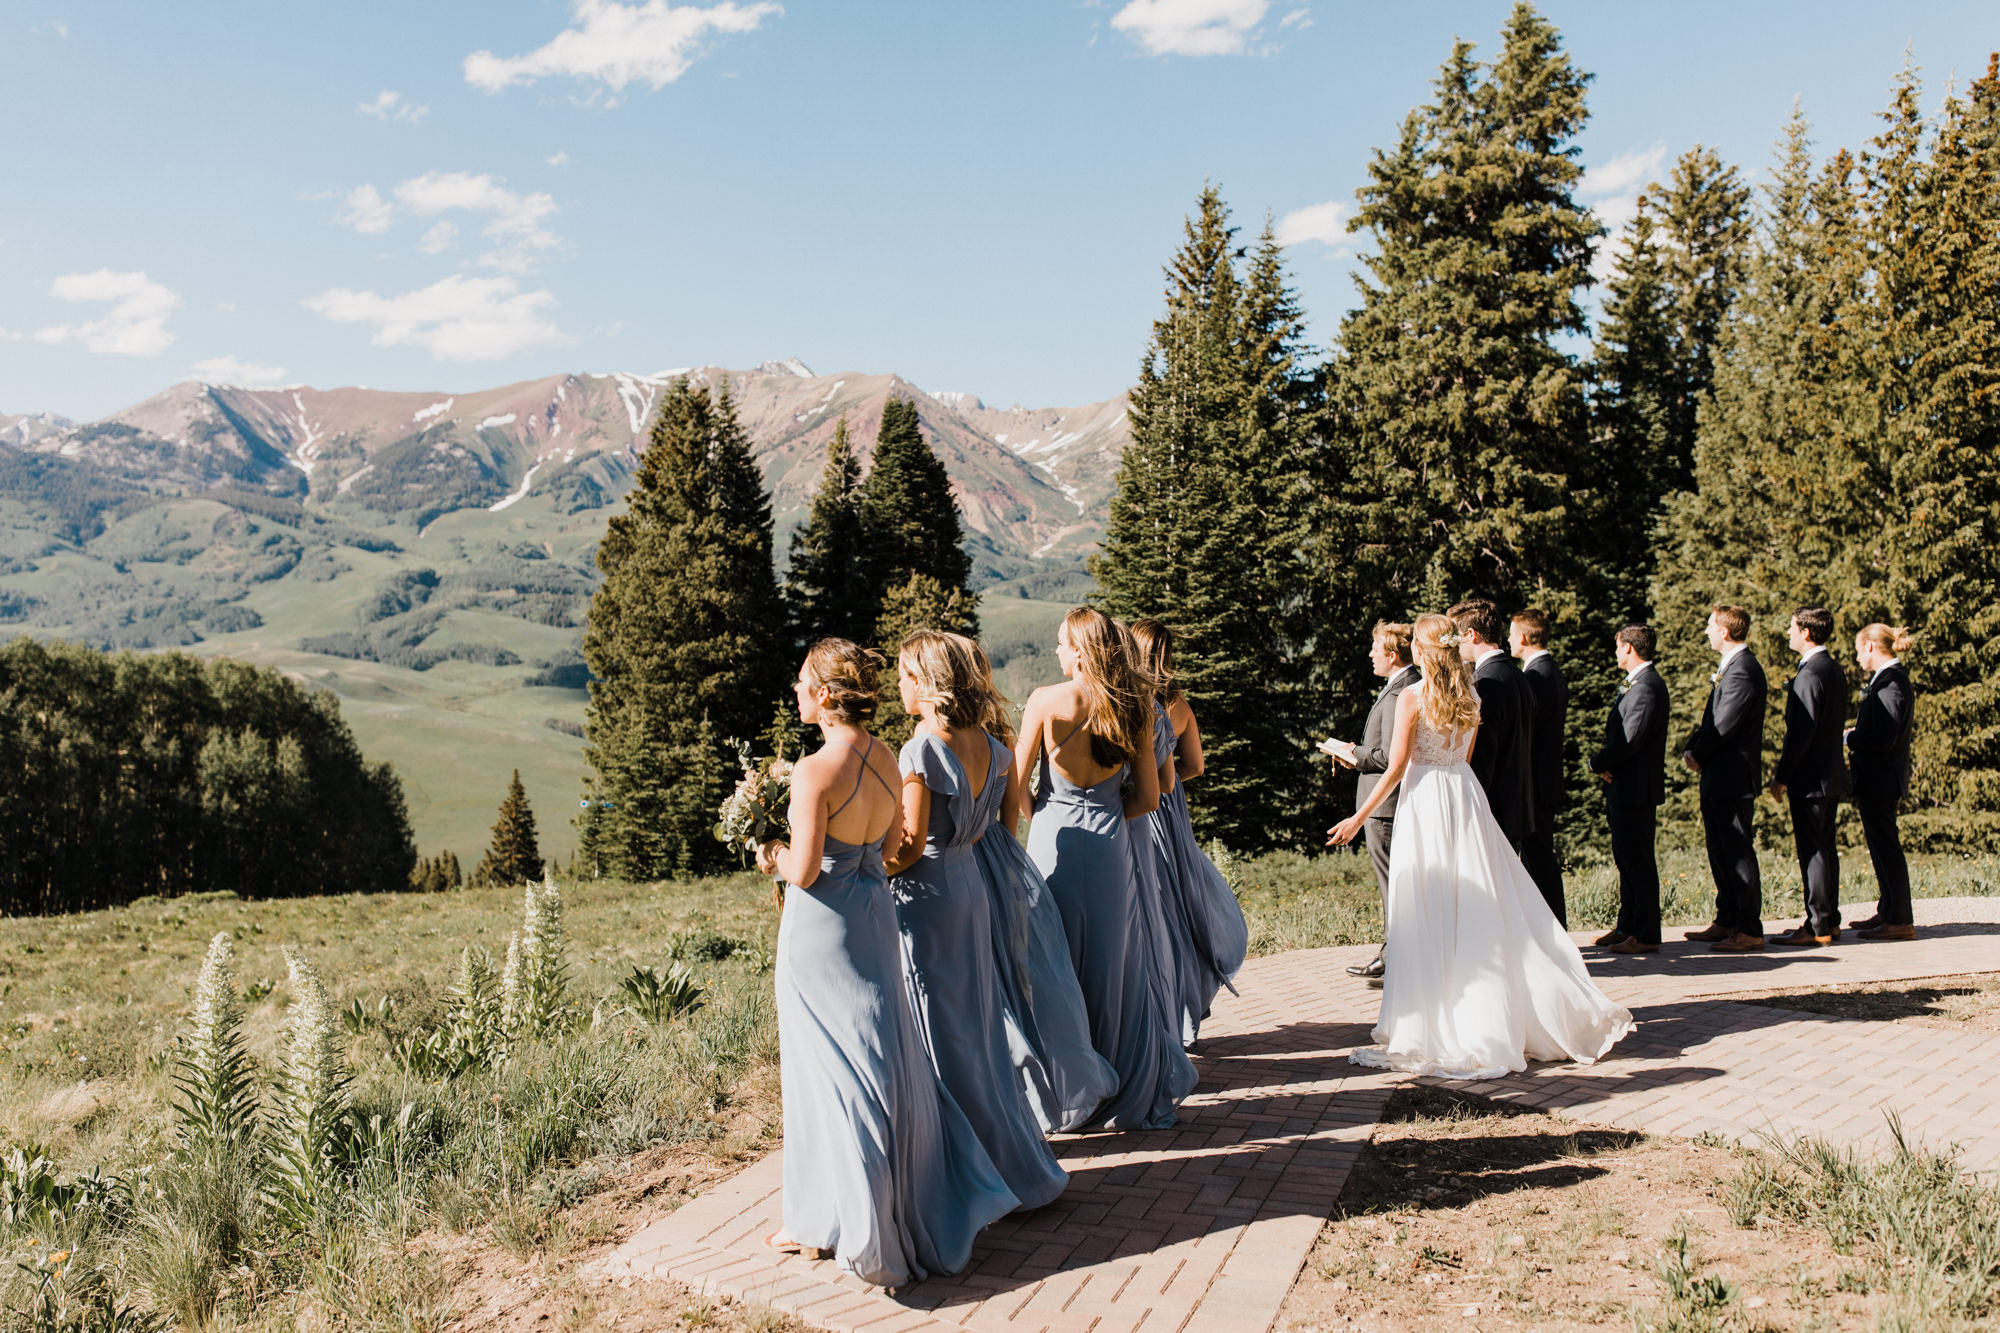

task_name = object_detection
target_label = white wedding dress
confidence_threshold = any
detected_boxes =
[1350,685,1634,1080]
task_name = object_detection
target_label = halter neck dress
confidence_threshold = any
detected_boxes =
[776,740,1017,1288]
[1135,702,1248,1045]
[1026,722,1197,1130]
[894,730,1068,1211]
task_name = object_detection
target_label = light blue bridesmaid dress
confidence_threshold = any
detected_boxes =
[893,731,1068,1210]
[1026,724,1197,1130]
[974,816,1119,1134]
[1137,703,1248,1044]
[776,741,1018,1288]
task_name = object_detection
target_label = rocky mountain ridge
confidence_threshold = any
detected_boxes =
[6,363,1130,564]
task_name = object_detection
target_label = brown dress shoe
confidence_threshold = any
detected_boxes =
[1608,938,1659,954]
[1593,929,1630,947]
[1684,922,1733,942]
[1848,913,1883,931]
[1710,932,1766,952]
[1770,925,1832,947]
[1857,923,1917,941]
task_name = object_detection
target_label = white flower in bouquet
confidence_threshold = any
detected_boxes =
[714,740,793,857]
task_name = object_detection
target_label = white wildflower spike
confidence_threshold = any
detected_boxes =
[499,931,524,1036]
[188,932,242,1063]
[173,932,257,1152]
[266,946,354,1226]
[280,947,346,1122]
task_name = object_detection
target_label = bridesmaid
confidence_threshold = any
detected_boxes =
[885,631,1067,1210]
[756,639,1016,1290]
[1130,619,1248,1045]
[961,635,1119,1133]
[1012,608,1197,1130]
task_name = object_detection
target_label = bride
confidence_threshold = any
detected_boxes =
[1329,612,1633,1079]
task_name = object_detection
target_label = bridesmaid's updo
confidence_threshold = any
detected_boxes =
[802,638,881,724]
[898,629,985,730]
[1411,612,1482,734]
[1857,623,1915,656]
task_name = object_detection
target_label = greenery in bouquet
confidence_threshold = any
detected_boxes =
[714,741,794,862]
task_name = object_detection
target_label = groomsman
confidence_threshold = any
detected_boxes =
[1448,599,1536,849]
[1592,625,1670,953]
[1511,608,1570,925]
[1326,621,1418,983]
[1847,625,1917,941]
[1683,605,1768,952]
[1769,608,1850,947]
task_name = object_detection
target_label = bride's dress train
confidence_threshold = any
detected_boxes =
[1350,698,1633,1080]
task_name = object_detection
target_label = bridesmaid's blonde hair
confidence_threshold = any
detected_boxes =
[1412,612,1482,734]
[955,633,1017,746]
[1060,607,1155,769]
[1857,623,1915,656]
[898,629,984,730]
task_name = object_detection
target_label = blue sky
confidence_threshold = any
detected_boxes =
[5,1,1994,421]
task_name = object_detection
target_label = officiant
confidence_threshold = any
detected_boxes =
[1325,621,1417,985]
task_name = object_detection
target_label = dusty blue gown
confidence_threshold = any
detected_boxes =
[1136,703,1248,1044]
[776,742,1018,1288]
[893,731,1068,1211]
[975,817,1119,1134]
[1026,724,1197,1130]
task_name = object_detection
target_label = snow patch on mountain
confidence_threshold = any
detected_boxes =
[756,357,815,378]
[479,414,517,431]
[412,398,453,424]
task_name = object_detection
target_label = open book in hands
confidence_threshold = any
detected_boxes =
[1318,737,1359,768]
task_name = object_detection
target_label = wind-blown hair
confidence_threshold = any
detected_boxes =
[802,638,880,725]
[1412,613,1482,735]
[956,633,1018,746]
[1129,618,1184,706]
[898,629,985,730]
[1061,607,1155,769]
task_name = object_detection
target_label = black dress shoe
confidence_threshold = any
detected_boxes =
[1366,976,1384,990]
[1346,954,1386,979]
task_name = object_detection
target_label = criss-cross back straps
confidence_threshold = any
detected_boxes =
[1050,720,1086,753]
[827,738,895,819]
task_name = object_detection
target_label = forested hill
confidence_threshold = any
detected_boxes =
[0,365,1112,860]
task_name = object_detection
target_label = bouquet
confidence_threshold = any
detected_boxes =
[714,742,793,863]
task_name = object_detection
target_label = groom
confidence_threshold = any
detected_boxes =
[1449,599,1535,850]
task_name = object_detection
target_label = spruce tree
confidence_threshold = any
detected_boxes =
[784,414,872,645]
[1318,3,1603,833]
[583,375,786,879]
[859,398,975,625]
[471,770,542,887]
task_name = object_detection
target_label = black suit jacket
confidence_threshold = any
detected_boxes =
[1848,662,1914,804]
[1688,648,1767,803]
[1593,664,1669,807]
[1772,650,1851,799]
[1355,664,1421,822]
[1469,651,1535,842]
[1521,652,1568,813]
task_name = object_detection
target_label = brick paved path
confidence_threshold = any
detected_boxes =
[593,896,2000,1333]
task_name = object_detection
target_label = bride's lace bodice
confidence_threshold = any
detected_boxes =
[1408,686,1475,768]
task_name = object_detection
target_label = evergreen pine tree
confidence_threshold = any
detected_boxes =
[1318,3,1603,831]
[784,414,872,645]
[471,769,542,887]
[859,398,976,621]
[583,375,786,879]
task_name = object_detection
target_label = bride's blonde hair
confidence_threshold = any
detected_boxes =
[1411,612,1482,734]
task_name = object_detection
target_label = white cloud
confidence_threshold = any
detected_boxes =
[193,354,288,386]
[395,170,560,272]
[1274,199,1347,249]
[32,19,67,37]
[0,325,21,342]
[1278,6,1311,29]
[419,220,460,253]
[335,184,396,234]
[1580,142,1670,282]
[546,150,570,167]
[465,0,781,95]
[34,269,180,357]
[330,172,561,271]
[1111,0,1269,56]
[357,89,430,124]
[304,274,564,362]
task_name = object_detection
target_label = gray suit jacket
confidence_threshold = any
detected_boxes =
[1355,664,1421,823]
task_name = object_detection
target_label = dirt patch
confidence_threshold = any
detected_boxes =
[1277,1085,1894,1331]
[1727,973,2000,1032]
[423,1074,786,1332]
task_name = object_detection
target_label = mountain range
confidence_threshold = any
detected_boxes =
[0,363,1130,859]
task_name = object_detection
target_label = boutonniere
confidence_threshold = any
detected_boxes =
[1617,680,1633,697]
[1709,669,1721,684]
